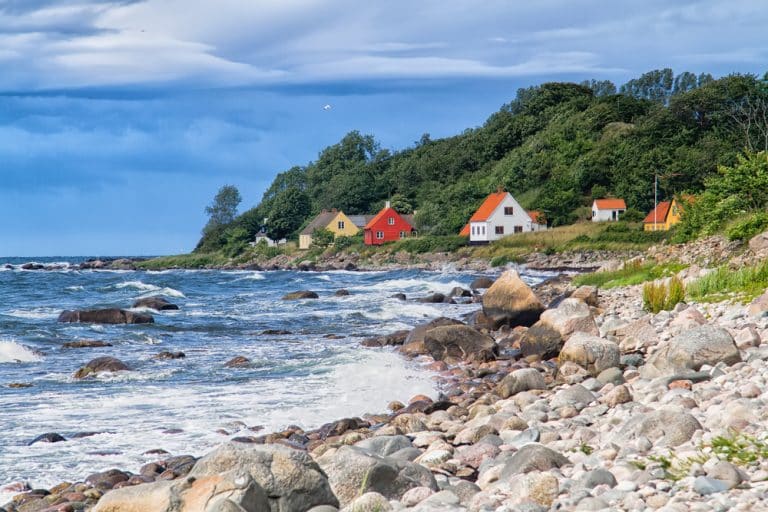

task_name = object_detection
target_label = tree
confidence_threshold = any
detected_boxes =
[204,185,242,230]
[266,188,311,241]
[580,79,617,97]
[311,228,335,248]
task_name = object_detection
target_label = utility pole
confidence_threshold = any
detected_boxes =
[653,172,658,232]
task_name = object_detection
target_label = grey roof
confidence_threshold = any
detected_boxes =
[348,215,373,228]
[402,214,416,228]
[300,211,337,236]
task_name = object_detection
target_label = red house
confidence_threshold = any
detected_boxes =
[364,202,415,245]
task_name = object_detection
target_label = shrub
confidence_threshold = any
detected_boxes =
[643,276,685,313]
[395,235,467,254]
[726,212,768,241]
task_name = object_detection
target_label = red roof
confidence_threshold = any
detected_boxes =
[469,192,508,222]
[643,201,671,224]
[459,224,470,236]
[594,198,627,210]
[527,210,545,224]
[364,206,413,230]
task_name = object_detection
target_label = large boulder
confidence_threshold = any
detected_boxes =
[132,296,179,311]
[495,368,546,399]
[93,470,270,512]
[399,318,464,357]
[558,333,620,376]
[317,445,438,507]
[520,323,563,359]
[424,325,497,363]
[58,308,154,324]
[361,330,409,348]
[189,442,339,511]
[499,444,570,477]
[749,230,768,254]
[481,270,544,328]
[539,299,599,339]
[643,325,741,377]
[569,286,599,307]
[614,408,702,447]
[616,317,658,353]
[74,357,131,379]
[747,290,768,318]
[470,277,495,290]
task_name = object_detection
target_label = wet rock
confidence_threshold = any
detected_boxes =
[481,270,545,328]
[361,330,409,348]
[400,318,464,357]
[132,296,179,311]
[318,417,369,439]
[559,333,620,376]
[86,469,131,491]
[8,382,33,388]
[495,368,546,399]
[281,290,319,300]
[28,433,66,445]
[317,445,437,506]
[58,309,154,325]
[334,289,350,297]
[154,351,185,360]
[449,287,472,298]
[423,325,497,363]
[61,340,113,349]
[391,293,407,301]
[74,357,131,379]
[224,356,251,368]
[261,329,292,335]
[416,293,454,304]
[643,325,741,377]
[470,277,495,290]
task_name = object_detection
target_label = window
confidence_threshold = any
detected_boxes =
[376,231,384,239]
[482,226,486,235]
[514,226,523,233]
[399,231,406,239]
[471,226,475,235]
[592,210,596,218]
[388,217,395,225]
[338,220,345,229]
[504,207,514,215]
[495,226,504,235]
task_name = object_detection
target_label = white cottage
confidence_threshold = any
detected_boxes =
[463,190,546,243]
[592,199,627,222]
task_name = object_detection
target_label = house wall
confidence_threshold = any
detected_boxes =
[592,203,624,222]
[327,212,360,237]
[469,194,535,243]
[364,208,413,245]
[299,234,313,250]
[644,199,683,231]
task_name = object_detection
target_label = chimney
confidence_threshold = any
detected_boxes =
[497,185,504,193]
[385,200,391,208]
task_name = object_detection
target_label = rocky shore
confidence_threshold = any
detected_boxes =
[6,258,768,512]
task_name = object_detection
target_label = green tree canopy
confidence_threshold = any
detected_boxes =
[204,185,242,230]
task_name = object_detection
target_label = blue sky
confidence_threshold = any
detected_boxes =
[0,0,766,256]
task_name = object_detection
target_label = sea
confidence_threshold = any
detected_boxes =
[0,257,551,500]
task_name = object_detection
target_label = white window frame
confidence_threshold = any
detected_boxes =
[376,231,384,239]
[399,231,406,239]
[338,220,345,229]
[388,217,395,225]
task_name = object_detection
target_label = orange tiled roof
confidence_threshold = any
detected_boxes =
[364,207,413,230]
[527,210,544,224]
[643,201,671,224]
[469,192,508,222]
[594,198,627,210]
[459,224,470,236]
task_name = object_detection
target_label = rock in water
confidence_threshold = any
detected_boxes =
[132,296,179,311]
[58,308,154,324]
[62,340,113,349]
[481,270,544,328]
[334,289,350,296]
[74,357,131,379]
[423,325,497,363]
[470,277,495,290]
[644,325,741,377]
[281,290,319,300]
[29,433,66,445]
[317,445,438,507]
[225,356,251,368]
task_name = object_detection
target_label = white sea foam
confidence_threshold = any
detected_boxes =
[65,285,85,291]
[362,302,442,321]
[115,281,161,292]
[3,308,60,320]
[136,287,186,299]
[233,272,266,281]
[0,341,42,363]
[353,277,470,296]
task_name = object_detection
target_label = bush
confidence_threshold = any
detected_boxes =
[726,212,768,241]
[642,276,685,313]
[621,208,646,222]
[395,235,467,254]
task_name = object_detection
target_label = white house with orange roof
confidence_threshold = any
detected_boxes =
[592,198,627,222]
[462,189,547,243]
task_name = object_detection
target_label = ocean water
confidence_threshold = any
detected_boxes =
[0,258,550,499]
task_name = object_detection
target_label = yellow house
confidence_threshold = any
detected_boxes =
[643,198,685,231]
[299,209,369,249]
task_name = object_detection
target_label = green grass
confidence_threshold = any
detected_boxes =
[687,259,768,301]
[573,260,687,289]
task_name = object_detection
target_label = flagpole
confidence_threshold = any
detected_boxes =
[654,172,658,231]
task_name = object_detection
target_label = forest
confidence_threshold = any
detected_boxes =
[195,68,768,254]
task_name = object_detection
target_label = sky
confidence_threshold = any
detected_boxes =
[0,0,766,256]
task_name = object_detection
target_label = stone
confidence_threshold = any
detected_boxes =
[505,428,540,449]
[189,442,338,511]
[599,384,632,407]
[481,270,545,328]
[354,436,413,457]
[596,367,625,386]
[455,443,500,469]
[615,318,657,353]
[570,286,598,307]
[154,351,185,360]
[470,277,495,290]
[58,309,153,324]
[669,307,706,333]
[400,318,464,356]
[644,325,741,377]
[477,471,559,508]
[747,290,768,317]
[401,487,434,507]
[749,230,768,253]
[499,443,569,477]
[341,492,391,512]
[693,476,730,495]
[416,293,454,304]
[520,322,564,359]
[334,289,350,297]
[495,368,546,399]
[550,384,596,411]
[73,357,131,379]
[449,287,472,298]
[539,298,599,339]
[423,325,497,363]
[61,340,112,349]
[281,290,319,300]
[224,356,251,368]
[361,330,409,348]
[615,407,702,447]
[132,296,179,311]
[705,461,743,489]
[559,333,620,376]
[28,433,66,445]
[317,445,437,506]
[578,469,617,489]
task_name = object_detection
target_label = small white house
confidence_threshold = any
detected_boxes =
[464,189,546,243]
[250,226,285,248]
[592,199,627,222]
